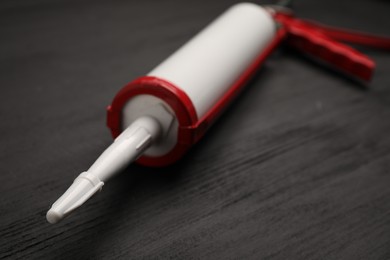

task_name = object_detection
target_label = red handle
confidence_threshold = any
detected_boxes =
[273,13,383,82]
[286,21,375,81]
[294,19,390,51]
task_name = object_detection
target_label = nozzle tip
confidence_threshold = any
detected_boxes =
[46,209,63,224]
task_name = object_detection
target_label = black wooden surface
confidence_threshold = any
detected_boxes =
[1,0,390,259]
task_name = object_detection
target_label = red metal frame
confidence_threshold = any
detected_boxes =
[106,9,390,167]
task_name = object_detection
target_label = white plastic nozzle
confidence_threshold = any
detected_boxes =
[46,116,161,224]
[47,172,104,224]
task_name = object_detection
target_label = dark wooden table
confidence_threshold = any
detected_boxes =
[1,0,390,259]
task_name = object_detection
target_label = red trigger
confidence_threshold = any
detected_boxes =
[273,12,390,82]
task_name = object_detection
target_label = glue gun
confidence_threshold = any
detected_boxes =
[47,2,390,224]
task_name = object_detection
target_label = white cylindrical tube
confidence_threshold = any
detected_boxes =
[108,3,278,166]
[148,2,276,118]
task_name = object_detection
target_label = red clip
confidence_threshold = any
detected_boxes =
[273,11,390,82]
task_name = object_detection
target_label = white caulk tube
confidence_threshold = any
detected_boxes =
[47,3,277,223]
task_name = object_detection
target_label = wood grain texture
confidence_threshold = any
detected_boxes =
[1,0,390,259]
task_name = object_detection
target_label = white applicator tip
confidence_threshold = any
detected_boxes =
[46,172,104,224]
[46,209,63,224]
